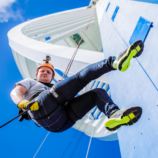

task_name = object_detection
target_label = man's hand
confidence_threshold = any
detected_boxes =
[18,100,39,111]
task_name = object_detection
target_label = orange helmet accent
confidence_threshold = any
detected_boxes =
[36,56,55,77]
[37,63,54,71]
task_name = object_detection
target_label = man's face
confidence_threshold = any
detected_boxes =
[36,67,53,83]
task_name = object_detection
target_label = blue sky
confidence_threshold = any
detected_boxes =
[0,0,121,158]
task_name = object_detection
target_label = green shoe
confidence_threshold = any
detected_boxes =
[113,40,144,72]
[105,106,142,131]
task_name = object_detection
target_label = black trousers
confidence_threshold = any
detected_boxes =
[30,57,119,132]
[54,56,119,119]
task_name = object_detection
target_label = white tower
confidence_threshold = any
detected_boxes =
[8,0,158,157]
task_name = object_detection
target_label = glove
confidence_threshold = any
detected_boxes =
[18,109,31,121]
[18,99,39,111]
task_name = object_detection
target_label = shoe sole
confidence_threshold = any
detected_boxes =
[105,106,142,131]
[118,41,144,72]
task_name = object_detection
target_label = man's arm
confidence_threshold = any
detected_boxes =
[10,85,27,104]
[10,84,39,111]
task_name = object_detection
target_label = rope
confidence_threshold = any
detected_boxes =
[32,132,50,158]
[62,37,84,78]
[62,132,84,158]
[85,127,95,158]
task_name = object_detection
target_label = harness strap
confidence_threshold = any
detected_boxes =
[19,86,60,122]
[49,86,59,98]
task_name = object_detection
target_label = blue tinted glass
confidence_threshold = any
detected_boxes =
[129,16,153,44]
[111,6,119,21]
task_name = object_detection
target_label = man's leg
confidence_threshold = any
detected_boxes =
[66,88,119,121]
[105,106,142,131]
[65,88,142,131]
[53,56,115,102]
[52,40,144,102]
[113,40,144,71]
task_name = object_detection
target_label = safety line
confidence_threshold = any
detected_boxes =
[59,130,81,158]
[66,132,84,158]
[85,128,94,158]
[62,29,88,78]
[32,132,50,158]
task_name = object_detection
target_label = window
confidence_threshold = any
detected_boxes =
[111,6,119,21]
[44,36,51,41]
[129,16,153,44]
[105,2,110,12]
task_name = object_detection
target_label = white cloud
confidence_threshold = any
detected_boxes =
[0,0,15,9]
[0,0,24,23]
